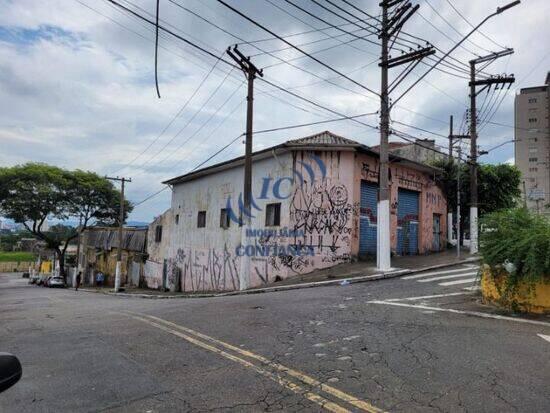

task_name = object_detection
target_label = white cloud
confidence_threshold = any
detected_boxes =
[0,0,548,221]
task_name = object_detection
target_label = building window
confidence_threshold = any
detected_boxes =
[155,225,162,242]
[175,214,179,225]
[265,203,281,227]
[529,157,538,162]
[529,167,538,172]
[529,148,538,153]
[197,211,206,228]
[528,118,537,123]
[528,98,537,103]
[529,138,538,143]
[220,208,230,229]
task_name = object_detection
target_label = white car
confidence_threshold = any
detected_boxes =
[48,277,66,288]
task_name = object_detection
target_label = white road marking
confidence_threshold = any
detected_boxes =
[417,271,478,282]
[537,334,550,343]
[384,292,473,302]
[367,300,550,327]
[439,277,478,286]
[463,286,481,291]
[402,267,478,280]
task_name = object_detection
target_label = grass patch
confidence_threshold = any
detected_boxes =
[0,251,36,262]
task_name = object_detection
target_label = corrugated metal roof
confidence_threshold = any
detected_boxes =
[83,228,147,252]
[285,130,361,147]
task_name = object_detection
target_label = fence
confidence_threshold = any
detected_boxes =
[0,261,36,273]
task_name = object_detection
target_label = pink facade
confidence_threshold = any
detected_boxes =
[352,153,447,256]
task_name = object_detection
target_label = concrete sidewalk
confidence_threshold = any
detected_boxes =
[79,248,479,299]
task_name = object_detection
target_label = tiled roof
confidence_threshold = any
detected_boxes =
[285,130,361,147]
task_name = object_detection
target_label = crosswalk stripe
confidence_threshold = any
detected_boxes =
[463,286,480,291]
[439,277,478,286]
[417,271,478,283]
[402,267,478,280]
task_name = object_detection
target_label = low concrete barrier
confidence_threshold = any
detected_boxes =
[481,266,550,314]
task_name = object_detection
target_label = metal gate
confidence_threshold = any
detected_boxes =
[432,214,441,251]
[397,189,419,255]
[359,181,378,255]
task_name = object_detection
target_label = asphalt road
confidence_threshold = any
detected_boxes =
[1,265,549,413]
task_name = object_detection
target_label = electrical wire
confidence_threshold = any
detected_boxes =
[216,0,380,97]
[424,0,493,55]
[110,54,224,175]
[444,0,506,50]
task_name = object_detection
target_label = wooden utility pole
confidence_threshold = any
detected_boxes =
[468,49,515,254]
[105,176,131,292]
[227,45,262,290]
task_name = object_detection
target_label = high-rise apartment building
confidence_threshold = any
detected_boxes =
[514,72,550,214]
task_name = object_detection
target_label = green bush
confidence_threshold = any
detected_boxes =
[480,208,550,287]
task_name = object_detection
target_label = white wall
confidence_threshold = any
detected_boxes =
[168,152,294,292]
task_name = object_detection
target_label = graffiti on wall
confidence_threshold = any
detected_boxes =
[167,244,240,293]
[289,180,357,272]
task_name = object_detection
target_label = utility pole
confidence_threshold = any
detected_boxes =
[227,45,263,290]
[448,115,453,158]
[74,214,82,287]
[468,49,515,254]
[378,2,391,271]
[378,0,434,270]
[105,176,131,292]
[456,145,462,259]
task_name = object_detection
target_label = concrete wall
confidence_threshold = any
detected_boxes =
[147,209,172,264]
[167,152,294,292]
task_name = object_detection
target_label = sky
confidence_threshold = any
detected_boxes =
[0,0,548,222]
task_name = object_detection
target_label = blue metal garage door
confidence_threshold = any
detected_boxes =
[397,189,419,255]
[359,181,378,255]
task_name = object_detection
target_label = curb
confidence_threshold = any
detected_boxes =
[78,256,480,299]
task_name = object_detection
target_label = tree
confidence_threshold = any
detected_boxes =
[433,159,521,243]
[0,163,133,279]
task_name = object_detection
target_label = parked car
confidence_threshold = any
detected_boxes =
[41,276,52,287]
[28,274,40,285]
[48,277,66,288]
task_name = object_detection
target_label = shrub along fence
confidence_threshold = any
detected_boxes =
[479,208,550,313]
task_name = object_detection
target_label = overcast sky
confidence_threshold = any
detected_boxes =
[1,0,548,222]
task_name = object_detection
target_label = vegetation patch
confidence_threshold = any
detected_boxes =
[480,208,550,306]
[0,251,35,262]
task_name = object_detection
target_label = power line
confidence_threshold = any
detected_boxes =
[444,0,507,50]
[137,111,380,206]
[134,67,237,173]
[424,0,493,55]
[216,0,380,97]
[165,0,386,113]
[142,79,244,174]
[111,54,224,175]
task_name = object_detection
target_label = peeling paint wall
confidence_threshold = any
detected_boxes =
[160,149,447,293]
